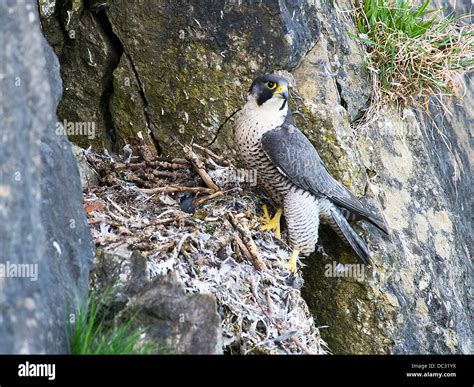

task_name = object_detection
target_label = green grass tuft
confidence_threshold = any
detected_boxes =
[69,288,162,355]
[351,0,473,109]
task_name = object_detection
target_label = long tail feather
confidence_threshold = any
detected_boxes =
[329,208,373,265]
[365,213,390,235]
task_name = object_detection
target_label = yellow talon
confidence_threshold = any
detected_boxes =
[280,249,299,274]
[260,204,282,240]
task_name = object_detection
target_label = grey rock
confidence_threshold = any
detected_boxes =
[71,145,100,189]
[90,249,150,312]
[0,0,93,354]
[42,33,63,106]
[57,4,120,151]
[90,249,222,354]
[319,2,371,121]
[119,272,223,355]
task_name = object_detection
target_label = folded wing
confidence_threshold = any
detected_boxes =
[261,123,389,235]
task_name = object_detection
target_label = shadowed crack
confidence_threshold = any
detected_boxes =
[96,6,162,154]
[93,8,122,152]
[335,80,348,111]
[120,49,162,154]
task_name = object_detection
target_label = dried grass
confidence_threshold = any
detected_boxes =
[352,0,473,115]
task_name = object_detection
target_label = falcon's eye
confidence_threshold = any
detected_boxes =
[265,81,277,90]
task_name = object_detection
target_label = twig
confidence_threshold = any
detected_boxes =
[249,278,272,320]
[139,171,158,181]
[128,175,152,187]
[132,217,180,229]
[265,289,274,318]
[106,210,128,224]
[106,196,131,218]
[173,233,192,259]
[114,161,146,171]
[152,170,189,179]
[132,240,175,255]
[148,160,189,170]
[193,191,223,206]
[156,241,176,251]
[192,143,225,161]
[251,280,311,354]
[153,217,182,226]
[233,231,258,269]
[156,157,189,165]
[156,209,179,219]
[114,160,189,171]
[136,185,214,194]
[226,213,266,271]
[132,242,157,251]
[183,145,220,192]
[291,336,312,355]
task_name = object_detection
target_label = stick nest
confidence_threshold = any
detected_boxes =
[82,144,328,354]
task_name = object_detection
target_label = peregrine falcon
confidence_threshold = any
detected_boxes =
[233,74,389,273]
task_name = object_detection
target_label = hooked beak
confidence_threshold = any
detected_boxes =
[275,85,288,100]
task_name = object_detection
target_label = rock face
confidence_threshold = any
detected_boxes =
[296,2,472,354]
[71,145,100,190]
[0,0,93,353]
[39,0,472,354]
[120,273,222,355]
[90,250,223,354]
[40,0,320,154]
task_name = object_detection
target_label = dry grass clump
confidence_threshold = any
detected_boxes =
[352,0,473,109]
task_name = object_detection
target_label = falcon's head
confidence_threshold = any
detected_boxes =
[247,74,289,112]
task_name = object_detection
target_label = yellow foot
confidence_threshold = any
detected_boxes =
[260,204,283,240]
[280,249,300,274]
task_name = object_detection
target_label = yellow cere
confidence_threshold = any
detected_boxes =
[275,85,286,93]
